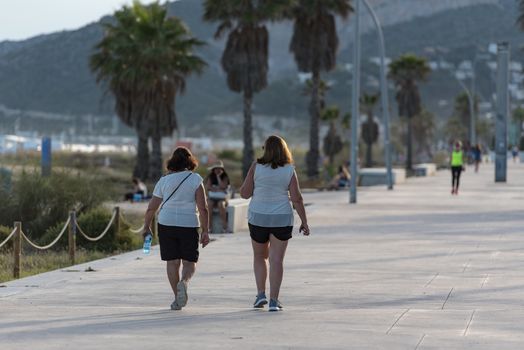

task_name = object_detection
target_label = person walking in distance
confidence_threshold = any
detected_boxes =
[142,147,210,310]
[472,144,482,173]
[240,135,310,312]
[512,145,520,163]
[451,141,465,195]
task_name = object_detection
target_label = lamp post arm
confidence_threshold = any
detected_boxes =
[361,0,393,190]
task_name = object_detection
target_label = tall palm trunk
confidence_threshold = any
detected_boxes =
[518,121,524,148]
[306,69,321,178]
[406,117,413,170]
[150,131,163,182]
[242,90,254,178]
[134,124,150,180]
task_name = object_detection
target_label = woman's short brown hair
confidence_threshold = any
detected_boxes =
[166,147,198,172]
[257,135,293,169]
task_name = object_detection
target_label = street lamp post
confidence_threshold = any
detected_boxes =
[495,42,509,183]
[454,76,475,144]
[350,0,361,204]
[463,53,491,145]
[361,0,393,190]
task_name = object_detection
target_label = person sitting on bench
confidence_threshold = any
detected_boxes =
[205,161,230,233]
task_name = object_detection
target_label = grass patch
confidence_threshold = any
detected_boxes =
[0,249,112,283]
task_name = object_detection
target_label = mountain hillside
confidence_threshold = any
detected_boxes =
[0,0,522,136]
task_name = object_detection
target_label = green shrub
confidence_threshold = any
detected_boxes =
[0,167,12,192]
[218,149,241,162]
[40,207,139,252]
[0,170,114,240]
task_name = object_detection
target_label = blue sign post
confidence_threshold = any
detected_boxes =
[41,137,52,177]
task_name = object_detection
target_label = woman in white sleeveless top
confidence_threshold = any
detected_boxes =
[142,147,210,311]
[240,135,310,312]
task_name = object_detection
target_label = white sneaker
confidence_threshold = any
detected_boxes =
[176,281,188,307]
[170,300,182,310]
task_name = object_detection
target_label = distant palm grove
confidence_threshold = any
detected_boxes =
[90,0,438,180]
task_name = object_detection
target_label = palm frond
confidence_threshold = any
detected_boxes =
[90,1,207,133]
[518,0,524,30]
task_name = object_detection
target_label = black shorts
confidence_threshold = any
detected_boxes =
[158,224,199,262]
[249,224,293,244]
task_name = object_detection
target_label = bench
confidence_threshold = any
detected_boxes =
[358,168,406,186]
[210,198,250,233]
[413,163,437,177]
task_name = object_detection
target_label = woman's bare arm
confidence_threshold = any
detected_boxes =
[195,184,210,247]
[289,171,310,235]
[204,177,213,191]
[217,176,229,191]
[142,196,162,237]
[239,163,256,199]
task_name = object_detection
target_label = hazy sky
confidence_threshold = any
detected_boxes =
[0,0,161,41]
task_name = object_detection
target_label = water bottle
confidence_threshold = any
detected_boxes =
[143,233,152,254]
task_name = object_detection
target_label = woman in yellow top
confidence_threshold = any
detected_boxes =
[450,141,465,195]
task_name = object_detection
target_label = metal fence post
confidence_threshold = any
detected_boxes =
[13,222,22,279]
[68,211,76,265]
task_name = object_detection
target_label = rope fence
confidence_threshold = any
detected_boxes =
[76,209,117,242]
[1,206,151,279]
[0,227,17,249]
[20,217,70,250]
[119,212,145,234]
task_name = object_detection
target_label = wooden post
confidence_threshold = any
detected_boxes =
[68,211,76,265]
[114,207,121,237]
[13,222,22,279]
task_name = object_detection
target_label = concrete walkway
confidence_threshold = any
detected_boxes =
[2,163,524,349]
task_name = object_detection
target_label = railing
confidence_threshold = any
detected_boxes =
[0,206,153,279]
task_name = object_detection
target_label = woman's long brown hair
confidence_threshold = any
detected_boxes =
[257,135,293,169]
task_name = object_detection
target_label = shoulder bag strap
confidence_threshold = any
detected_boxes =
[159,173,192,211]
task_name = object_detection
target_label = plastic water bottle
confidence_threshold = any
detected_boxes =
[143,233,152,254]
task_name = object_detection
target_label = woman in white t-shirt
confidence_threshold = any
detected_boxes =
[240,135,310,312]
[142,147,210,311]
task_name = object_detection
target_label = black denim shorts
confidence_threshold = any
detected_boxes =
[248,223,293,244]
[158,224,199,262]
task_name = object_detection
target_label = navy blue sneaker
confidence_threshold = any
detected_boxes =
[253,292,268,308]
[268,299,283,312]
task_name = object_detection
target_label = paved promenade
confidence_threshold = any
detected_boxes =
[1,163,524,349]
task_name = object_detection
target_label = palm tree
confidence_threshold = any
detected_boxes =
[388,54,430,170]
[517,0,524,30]
[321,105,344,165]
[90,1,206,181]
[288,0,352,178]
[303,78,331,111]
[204,0,292,177]
[412,109,435,160]
[454,92,478,142]
[360,93,379,167]
[444,116,467,143]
